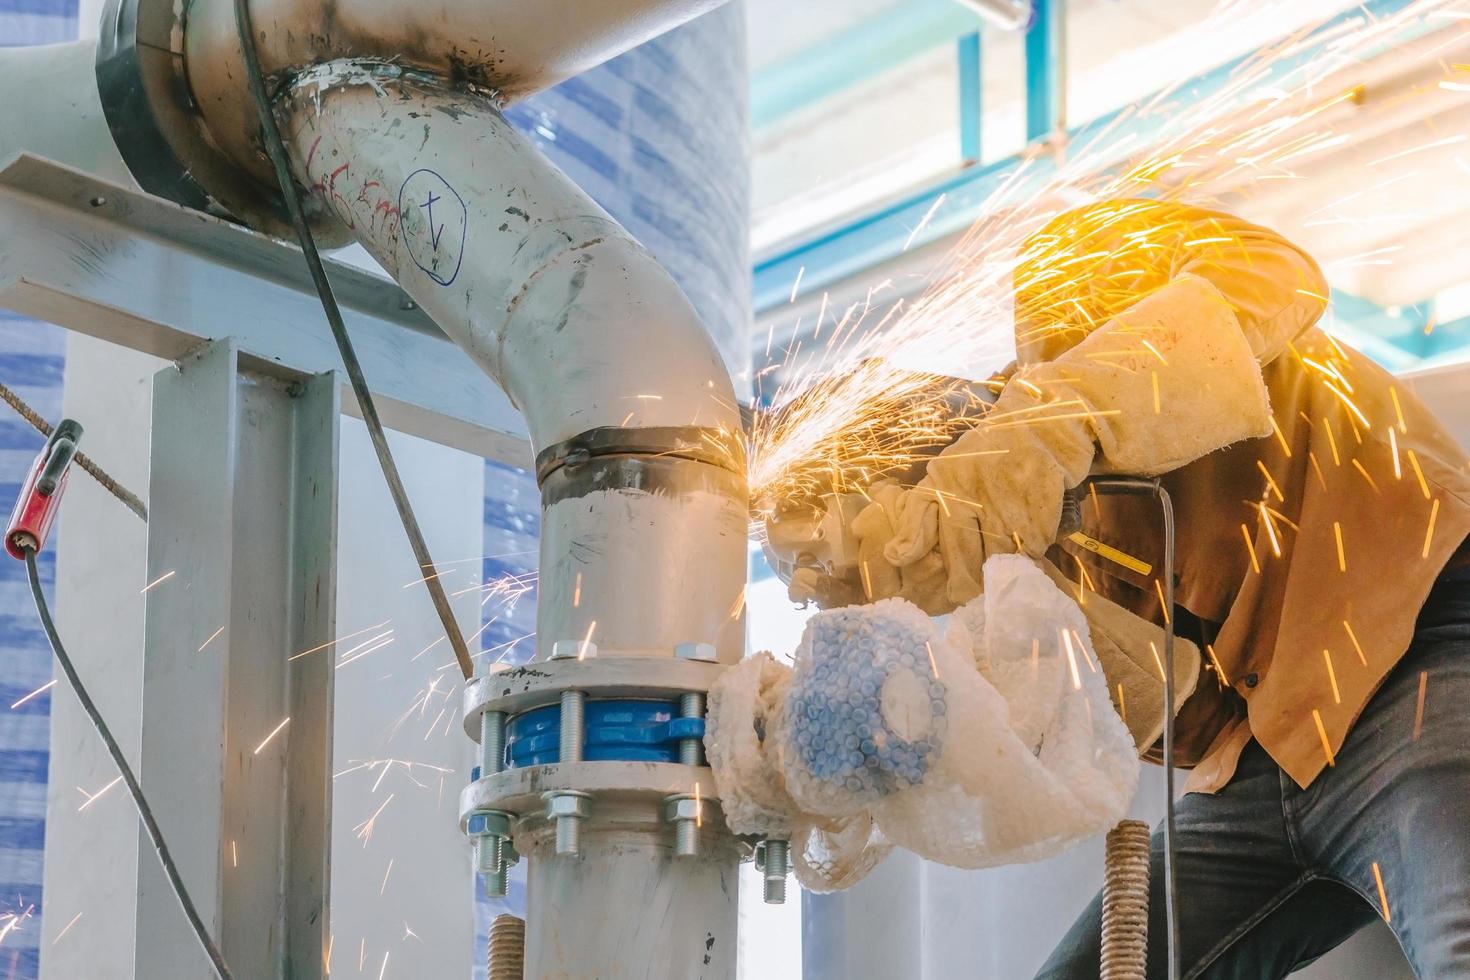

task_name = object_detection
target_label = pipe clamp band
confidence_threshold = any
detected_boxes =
[535,426,746,485]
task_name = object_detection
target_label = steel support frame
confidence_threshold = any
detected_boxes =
[133,339,339,978]
[0,152,524,977]
[0,152,531,466]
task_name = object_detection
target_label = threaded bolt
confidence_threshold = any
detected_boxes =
[488,914,525,980]
[480,710,506,777]
[476,834,504,875]
[556,813,580,855]
[549,690,588,857]
[664,794,701,858]
[559,691,585,764]
[763,838,790,905]
[485,855,510,898]
[678,692,705,767]
[546,791,590,858]
[675,817,699,857]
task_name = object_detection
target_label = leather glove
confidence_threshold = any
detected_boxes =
[786,482,951,614]
[886,274,1274,607]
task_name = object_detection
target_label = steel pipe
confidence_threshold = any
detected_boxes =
[184,0,726,191]
[277,69,748,662]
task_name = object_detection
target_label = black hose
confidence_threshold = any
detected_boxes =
[229,0,476,681]
[23,549,234,979]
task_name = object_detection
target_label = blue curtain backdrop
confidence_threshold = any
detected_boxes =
[0,4,77,977]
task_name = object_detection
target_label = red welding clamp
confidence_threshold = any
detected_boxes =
[6,419,83,560]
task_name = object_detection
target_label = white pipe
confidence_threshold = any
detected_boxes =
[183,0,730,203]
[281,67,740,449]
[279,67,748,662]
[0,41,133,184]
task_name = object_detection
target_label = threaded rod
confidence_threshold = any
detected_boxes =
[559,691,585,763]
[679,692,705,767]
[481,710,506,776]
[1101,819,1150,980]
[488,913,525,980]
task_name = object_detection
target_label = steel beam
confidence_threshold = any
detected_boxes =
[0,152,531,467]
[958,32,983,164]
[134,339,338,979]
[1023,0,1063,143]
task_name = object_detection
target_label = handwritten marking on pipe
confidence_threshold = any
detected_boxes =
[398,169,467,286]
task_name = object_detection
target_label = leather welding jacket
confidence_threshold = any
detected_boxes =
[1019,200,1470,792]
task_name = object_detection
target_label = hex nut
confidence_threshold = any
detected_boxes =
[545,793,591,819]
[664,796,702,823]
[551,639,598,660]
[675,642,718,662]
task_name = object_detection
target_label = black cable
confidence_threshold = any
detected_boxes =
[229,0,476,681]
[23,548,233,980]
[1084,477,1180,980]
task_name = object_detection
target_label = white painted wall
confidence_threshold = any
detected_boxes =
[40,335,160,975]
[328,419,481,978]
[43,336,485,976]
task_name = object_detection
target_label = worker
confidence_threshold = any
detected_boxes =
[787,199,1470,978]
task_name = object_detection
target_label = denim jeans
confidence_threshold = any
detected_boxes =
[1037,576,1470,979]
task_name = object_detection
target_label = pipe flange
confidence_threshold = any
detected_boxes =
[534,425,747,485]
[463,656,724,738]
[458,760,721,833]
[94,0,350,243]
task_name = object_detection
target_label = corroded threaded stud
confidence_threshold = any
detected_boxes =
[1101,819,1150,980]
[488,913,525,980]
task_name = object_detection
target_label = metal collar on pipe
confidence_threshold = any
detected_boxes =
[534,426,746,485]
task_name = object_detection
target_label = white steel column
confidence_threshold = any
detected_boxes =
[134,340,338,978]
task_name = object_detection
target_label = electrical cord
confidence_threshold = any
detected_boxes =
[1083,477,1180,980]
[230,0,476,680]
[22,548,233,979]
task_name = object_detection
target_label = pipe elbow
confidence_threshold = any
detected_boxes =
[280,71,741,453]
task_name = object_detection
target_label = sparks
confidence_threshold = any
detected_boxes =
[1240,523,1262,575]
[1322,649,1341,704]
[1372,862,1392,922]
[1311,708,1335,768]
[254,717,290,754]
[1061,629,1083,690]
[10,679,56,709]
[140,569,175,593]
[78,775,123,811]
[1259,501,1282,558]
[1413,670,1428,742]
[1343,620,1367,666]
[1423,498,1441,558]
